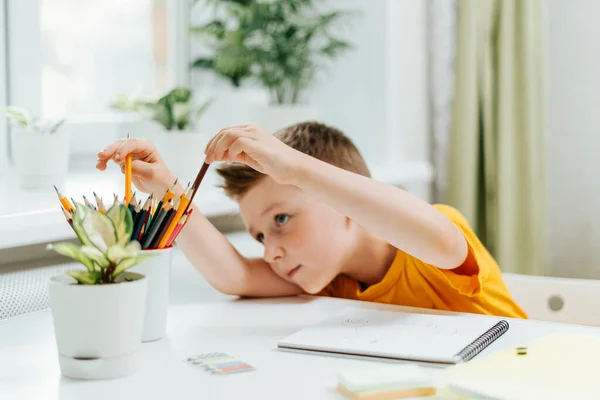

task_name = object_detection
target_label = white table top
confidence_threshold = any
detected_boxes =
[2,271,600,400]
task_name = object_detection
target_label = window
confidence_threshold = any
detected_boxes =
[7,0,178,118]
[38,0,171,117]
[0,0,7,173]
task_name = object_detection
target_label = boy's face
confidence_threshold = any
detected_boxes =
[238,177,357,294]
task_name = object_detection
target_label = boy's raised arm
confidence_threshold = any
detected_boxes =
[291,158,468,270]
[204,125,468,271]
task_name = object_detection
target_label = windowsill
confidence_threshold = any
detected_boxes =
[0,161,433,250]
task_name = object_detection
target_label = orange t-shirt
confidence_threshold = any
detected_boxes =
[316,204,527,319]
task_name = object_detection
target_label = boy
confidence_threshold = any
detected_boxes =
[97,121,526,318]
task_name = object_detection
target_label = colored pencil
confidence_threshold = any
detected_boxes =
[151,206,176,249]
[131,196,151,243]
[141,201,171,249]
[182,162,209,216]
[128,192,137,220]
[157,194,190,249]
[165,212,189,247]
[93,192,106,213]
[124,134,132,203]
[61,206,73,227]
[83,195,95,210]
[54,185,74,213]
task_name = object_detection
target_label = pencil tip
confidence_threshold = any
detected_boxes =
[127,133,130,139]
[53,185,58,191]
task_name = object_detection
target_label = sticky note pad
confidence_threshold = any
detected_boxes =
[185,352,254,375]
[337,364,436,399]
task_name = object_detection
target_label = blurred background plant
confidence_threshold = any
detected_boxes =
[111,87,213,131]
[190,0,355,104]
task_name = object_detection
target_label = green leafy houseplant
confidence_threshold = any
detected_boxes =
[111,87,213,131]
[190,0,355,104]
[5,106,65,135]
[47,203,154,285]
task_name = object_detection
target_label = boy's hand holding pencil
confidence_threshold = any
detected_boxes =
[95,135,209,249]
[203,124,305,185]
[96,138,178,197]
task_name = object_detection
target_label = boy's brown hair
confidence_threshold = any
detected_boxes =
[216,121,371,199]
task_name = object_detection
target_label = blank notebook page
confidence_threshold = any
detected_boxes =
[277,307,508,364]
[444,333,600,400]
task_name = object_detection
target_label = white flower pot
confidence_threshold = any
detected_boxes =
[48,272,147,380]
[11,130,70,189]
[130,247,173,342]
[149,130,211,185]
[253,104,320,134]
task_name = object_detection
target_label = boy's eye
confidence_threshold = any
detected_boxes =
[256,233,264,243]
[275,214,289,226]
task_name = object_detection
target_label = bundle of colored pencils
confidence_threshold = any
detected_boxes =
[54,183,194,249]
[55,136,210,250]
[126,181,194,249]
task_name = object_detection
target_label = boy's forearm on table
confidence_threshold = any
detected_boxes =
[291,155,466,269]
[174,203,252,294]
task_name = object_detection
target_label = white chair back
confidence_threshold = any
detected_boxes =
[502,272,600,327]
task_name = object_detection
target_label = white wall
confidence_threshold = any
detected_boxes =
[547,0,600,278]
[189,0,430,170]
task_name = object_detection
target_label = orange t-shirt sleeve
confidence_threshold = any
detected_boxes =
[423,204,492,297]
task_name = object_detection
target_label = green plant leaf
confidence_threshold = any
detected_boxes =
[114,271,144,283]
[169,87,192,103]
[196,98,214,119]
[46,243,96,272]
[112,253,155,278]
[106,204,134,246]
[71,203,94,246]
[80,245,110,268]
[4,106,33,130]
[106,241,141,263]
[67,270,103,285]
[82,211,117,252]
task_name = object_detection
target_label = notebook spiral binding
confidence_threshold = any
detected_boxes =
[455,320,510,363]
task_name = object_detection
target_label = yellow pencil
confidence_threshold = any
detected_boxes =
[54,185,73,212]
[124,134,132,203]
[157,194,190,249]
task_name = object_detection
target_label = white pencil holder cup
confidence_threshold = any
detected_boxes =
[130,247,173,342]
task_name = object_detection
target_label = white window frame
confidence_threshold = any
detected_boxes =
[0,0,8,172]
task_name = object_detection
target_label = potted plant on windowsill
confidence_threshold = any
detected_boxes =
[47,203,154,380]
[190,0,355,133]
[111,87,213,184]
[5,106,69,189]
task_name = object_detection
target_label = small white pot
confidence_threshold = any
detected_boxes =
[130,247,173,342]
[253,104,320,134]
[48,272,147,380]
[11,130,70,189]
[150,130,210,185]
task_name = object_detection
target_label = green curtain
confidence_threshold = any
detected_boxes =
[446,0,547,275]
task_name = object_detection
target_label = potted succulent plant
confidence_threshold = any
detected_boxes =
[47,203,154,380]
[190,0,355,132]
[4,106,69,189]
[111,87,213,184]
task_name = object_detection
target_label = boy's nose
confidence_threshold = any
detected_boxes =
[264,241,285,263]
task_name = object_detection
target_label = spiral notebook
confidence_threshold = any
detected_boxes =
[277,307,509,364]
